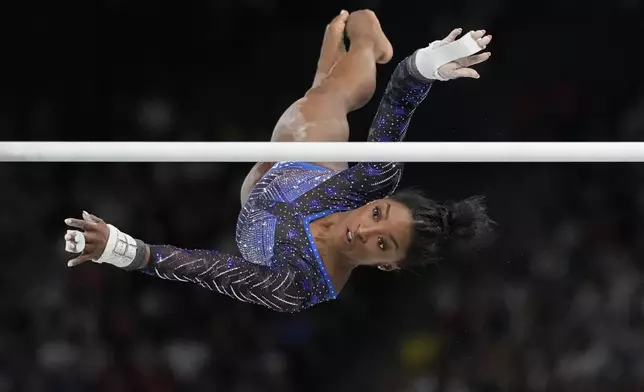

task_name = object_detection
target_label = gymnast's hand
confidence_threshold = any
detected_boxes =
[415,28,492,81]
[436,29,491,80]
[63,211,110,267]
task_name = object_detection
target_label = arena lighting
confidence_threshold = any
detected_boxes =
[0,142,643,162]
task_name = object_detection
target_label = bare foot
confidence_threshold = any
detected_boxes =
[317,11,348,75]
[345,10,393,64]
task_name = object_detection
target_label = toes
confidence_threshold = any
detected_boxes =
[336,10,349,23]
[330,10,349,29]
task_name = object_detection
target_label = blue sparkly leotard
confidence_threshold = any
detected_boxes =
[140,56,433,312]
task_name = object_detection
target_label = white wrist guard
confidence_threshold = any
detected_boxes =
[415,32,483,81]
[94,224,139,268]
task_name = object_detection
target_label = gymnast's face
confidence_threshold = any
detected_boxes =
[337,198,413,269]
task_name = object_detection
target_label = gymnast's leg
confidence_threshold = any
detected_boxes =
[240,10,393,204]
[312,10,349,89]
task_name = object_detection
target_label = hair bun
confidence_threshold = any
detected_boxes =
[445,196,492,242]
[389,189,494,266]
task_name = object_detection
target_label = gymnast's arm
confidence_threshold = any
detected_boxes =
[63,214,322,313]
[365,28,491,144]
[318,57,434,199]
[139,245,319,312]
[332,29,489,193]
[365,55,433,144]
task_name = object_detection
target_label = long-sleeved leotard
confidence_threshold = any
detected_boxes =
[140,56,433,312]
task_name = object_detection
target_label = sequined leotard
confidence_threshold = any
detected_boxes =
[141,56,433,312]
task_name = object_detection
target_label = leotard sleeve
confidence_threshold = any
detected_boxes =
[365,55,433,144]
[140,244,331,313]
[324,56,434,199]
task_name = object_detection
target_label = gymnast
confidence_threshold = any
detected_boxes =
[63,10,494,312]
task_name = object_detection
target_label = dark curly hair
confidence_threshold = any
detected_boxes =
[390,189,494,267]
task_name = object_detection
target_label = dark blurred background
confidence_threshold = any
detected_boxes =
[2,0,644,391]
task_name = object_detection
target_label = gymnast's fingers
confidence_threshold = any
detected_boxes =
[65,239,79,253]
[64,230,85,253]
[477,34,492,48]
[65,218,96,231]
[64,230,75,243]
[452,67,480,79]
[470,29,486,40]
[67,254,92,267]
[82,210,104,224]
[458,52,491,67]
[442,28,462,43]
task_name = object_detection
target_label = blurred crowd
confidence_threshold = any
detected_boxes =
[2,0,644,391]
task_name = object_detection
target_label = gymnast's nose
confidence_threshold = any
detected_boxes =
[356,223,378,243]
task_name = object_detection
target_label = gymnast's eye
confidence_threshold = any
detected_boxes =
[377,237,386,251]
[372,206,381,221]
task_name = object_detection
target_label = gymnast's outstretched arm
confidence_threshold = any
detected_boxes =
[366,28,492,145]
[316,56,434,199]
[363,55,434,144]
[63,213,329,313]
[140,244,325,312]
[322,28,492,198]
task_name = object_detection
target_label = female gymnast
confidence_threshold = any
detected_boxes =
[63,10,494,312]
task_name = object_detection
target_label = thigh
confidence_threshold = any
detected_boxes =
[271,86,350,143]
[240,89,351,205]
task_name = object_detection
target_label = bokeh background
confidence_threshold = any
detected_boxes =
[2,0,644,391]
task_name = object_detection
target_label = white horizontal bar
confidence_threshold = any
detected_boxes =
[0,142,643,162]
